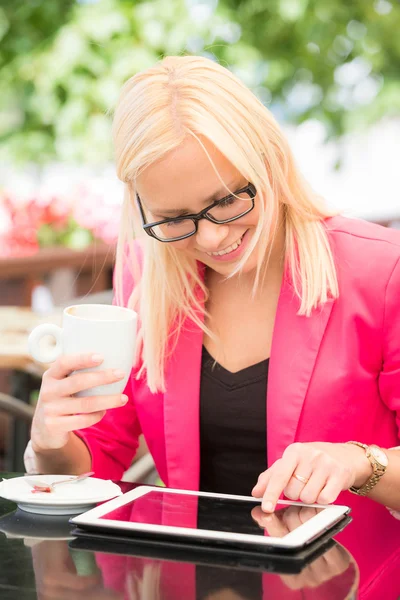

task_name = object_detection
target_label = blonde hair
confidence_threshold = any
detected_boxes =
[113,55,338,392]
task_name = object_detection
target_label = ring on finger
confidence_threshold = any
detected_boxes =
[293,473,309,485]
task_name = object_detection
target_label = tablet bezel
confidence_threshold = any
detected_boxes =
[70,486,350,550]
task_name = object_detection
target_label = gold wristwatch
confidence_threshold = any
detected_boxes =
[347,442,388,496]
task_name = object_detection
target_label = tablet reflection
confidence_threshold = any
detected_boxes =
[92,542,358,600]
[250,504,322,535]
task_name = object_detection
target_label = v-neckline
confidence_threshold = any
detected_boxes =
[202,344,269,380]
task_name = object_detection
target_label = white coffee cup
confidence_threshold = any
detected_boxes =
[28,304,137,397]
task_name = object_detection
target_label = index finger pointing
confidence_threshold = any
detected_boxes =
[262,454,299,512]
[47,353,103,379]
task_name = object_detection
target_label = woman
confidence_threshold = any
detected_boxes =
[26,55,400,515]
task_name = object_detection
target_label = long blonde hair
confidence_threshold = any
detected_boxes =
[112,55,338,392]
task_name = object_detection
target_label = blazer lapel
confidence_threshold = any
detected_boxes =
[267,275,335,466]
[163,282,205,491]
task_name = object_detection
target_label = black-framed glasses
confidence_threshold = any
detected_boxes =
[136,182,256,242]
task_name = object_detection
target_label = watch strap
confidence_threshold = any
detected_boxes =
[347,441,387,496]
[347,441,368,451]
[349,470,385,496]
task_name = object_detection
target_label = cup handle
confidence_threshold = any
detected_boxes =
[28,324,63,363]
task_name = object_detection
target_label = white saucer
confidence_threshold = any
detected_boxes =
[0,475,122,515]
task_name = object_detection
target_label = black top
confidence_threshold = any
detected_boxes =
[199,345,269,496]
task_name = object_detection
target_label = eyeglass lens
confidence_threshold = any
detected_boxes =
[149,191,253,241]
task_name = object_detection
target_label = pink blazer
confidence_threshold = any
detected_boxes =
[77,215,400,490]
[75,215,400,595]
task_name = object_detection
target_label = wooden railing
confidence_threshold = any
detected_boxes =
[0,243,115,307]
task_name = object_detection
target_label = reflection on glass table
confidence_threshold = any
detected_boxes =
[31,537,358,600]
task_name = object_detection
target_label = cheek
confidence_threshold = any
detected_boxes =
[170,238,194,252]
[248,203,261,225]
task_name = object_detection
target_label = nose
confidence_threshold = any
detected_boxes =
[195,218,230,251]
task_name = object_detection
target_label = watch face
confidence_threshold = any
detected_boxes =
[369,445,389,467]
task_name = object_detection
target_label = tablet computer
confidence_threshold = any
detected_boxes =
[70,513,352,574]
[71,486,350,552]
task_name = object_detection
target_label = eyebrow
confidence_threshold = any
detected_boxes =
[147,180,244,218]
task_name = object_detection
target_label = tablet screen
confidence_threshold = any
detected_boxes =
[99,491,325,537]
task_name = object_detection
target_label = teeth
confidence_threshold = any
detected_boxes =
[206,234,243,257]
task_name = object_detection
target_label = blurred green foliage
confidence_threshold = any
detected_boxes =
[223,0,400,134]
[0,0,399,164]
[37,219,93,250]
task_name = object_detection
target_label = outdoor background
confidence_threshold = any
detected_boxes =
[0,0,399,260]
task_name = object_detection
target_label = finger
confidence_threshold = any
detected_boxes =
[250,505,272,528]
[298,506,319,524]
[47,354,104,380]
[252,468,272,497]
[323,544,351,575]
[306,556,333,587]
[299,466,330,504]
[263,513,290,538]
[262,454,299,512]
[282,505,303,533]
[283,505,320,533]
[283,461,313,501]
[316,474,345,505]
[251,507,289,537]
[47,412,107,432]
[280,571,311,591]
[56,369,127,397]
[54,393,128,416]
[250,505,274,528]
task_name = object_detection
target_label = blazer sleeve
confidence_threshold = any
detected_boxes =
[74,241,145,480]
[74,376,142,480]
[378,255,400,440]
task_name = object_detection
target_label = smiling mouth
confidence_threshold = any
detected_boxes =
[205,233,245,257]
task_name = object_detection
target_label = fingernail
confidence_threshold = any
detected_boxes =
[262,501,274,513]
[120,394,128,404]
[92,354,103,363]
[113,369,126,378]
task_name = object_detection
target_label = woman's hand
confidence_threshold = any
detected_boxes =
[31,353,128,452]
[252,441,372,512]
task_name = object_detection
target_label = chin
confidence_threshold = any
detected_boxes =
[205,255,258,276]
